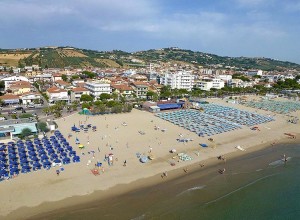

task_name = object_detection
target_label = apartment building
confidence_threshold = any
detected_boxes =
[84,81,111,97]
[160,71,194,91]
[130,82,148,99]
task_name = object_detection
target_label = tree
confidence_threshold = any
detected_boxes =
[111,92,119,100]
[20,128,32,138]
[42,107,50,115]
[80,94,93,102]
[106,100,118,108]
[146,90,156,100]
[99,93,111,101]
[160,85,172,99]
[62,74,68,82]
[37,122,49,132]
[71,101,79,111]
[0,81,5,90]
[82,71,96,79]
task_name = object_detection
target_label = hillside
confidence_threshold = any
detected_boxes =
[0,47,299,71]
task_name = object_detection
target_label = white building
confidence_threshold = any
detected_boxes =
[160,71,194,91]
[0,75,29,90]
[196,78,225,91]
[218,75,232,84]
[46,87,69,104]
[84,81,112,97]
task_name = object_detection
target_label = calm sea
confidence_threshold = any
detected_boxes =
[32,142,300,220]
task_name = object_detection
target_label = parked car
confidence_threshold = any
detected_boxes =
[8,110,17,114]
[27,104,35,108]
[15,106,24,111]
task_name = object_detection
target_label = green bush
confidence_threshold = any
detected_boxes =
[37,121,50,132]
[19,113,33,118]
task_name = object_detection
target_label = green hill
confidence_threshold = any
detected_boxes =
[1,46,299,71]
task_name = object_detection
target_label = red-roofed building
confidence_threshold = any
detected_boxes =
[70,87,90,102]
[8,81,32,95]
[46,87,69,104]
[55,80,71,89]
[0,94,20,105]
[111,84,134,98]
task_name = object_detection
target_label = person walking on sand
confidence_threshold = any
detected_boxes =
[123,160,127,166]
[184,168,188,173]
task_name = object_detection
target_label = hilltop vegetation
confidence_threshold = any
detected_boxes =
[0,46,299,71]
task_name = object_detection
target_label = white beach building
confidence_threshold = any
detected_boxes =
[160,71,194,91]
[196,78,225,91]
[84,80,112,97]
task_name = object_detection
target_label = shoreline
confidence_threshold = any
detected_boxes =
[1,97,299,219]
[5,138,298,220]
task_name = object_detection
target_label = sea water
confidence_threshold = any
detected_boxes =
[32,143,300,220]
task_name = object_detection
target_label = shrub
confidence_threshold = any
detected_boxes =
[37,121,49,132]
[19,113,33,118]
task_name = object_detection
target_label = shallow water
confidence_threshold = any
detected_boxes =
[30,143,300,220]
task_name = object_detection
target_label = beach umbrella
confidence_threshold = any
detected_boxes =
[20,158,29,163]
[43,161,51,166]
[78,144,85,149]
[41,154,49,159]
[33,162,41,167]
[47,148,55,154]
[54,159,61,163]
[10,167,19,173]
[0,164,7,169]
[0,170,8,176]
[9,154,17,159]
[31,156,39,161]
[72,156,80,162]
[51,154,58,159]
[140,156,149,163]
[28,151,37,157]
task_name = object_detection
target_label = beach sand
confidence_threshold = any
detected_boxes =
[1,97,299,220]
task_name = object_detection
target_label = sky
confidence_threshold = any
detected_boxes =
[1,0,300,64]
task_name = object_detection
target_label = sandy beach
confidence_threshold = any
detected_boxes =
[1,97,300,220]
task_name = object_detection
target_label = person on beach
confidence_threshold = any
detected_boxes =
[56,170,60,176]
[162,171,168,178]
[123,160,127,166]
[184,168,188,173]
[219,168,226,174]
[283,154,288,162]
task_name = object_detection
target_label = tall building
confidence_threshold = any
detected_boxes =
[84,81,111,97]
[160,71,194,91]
